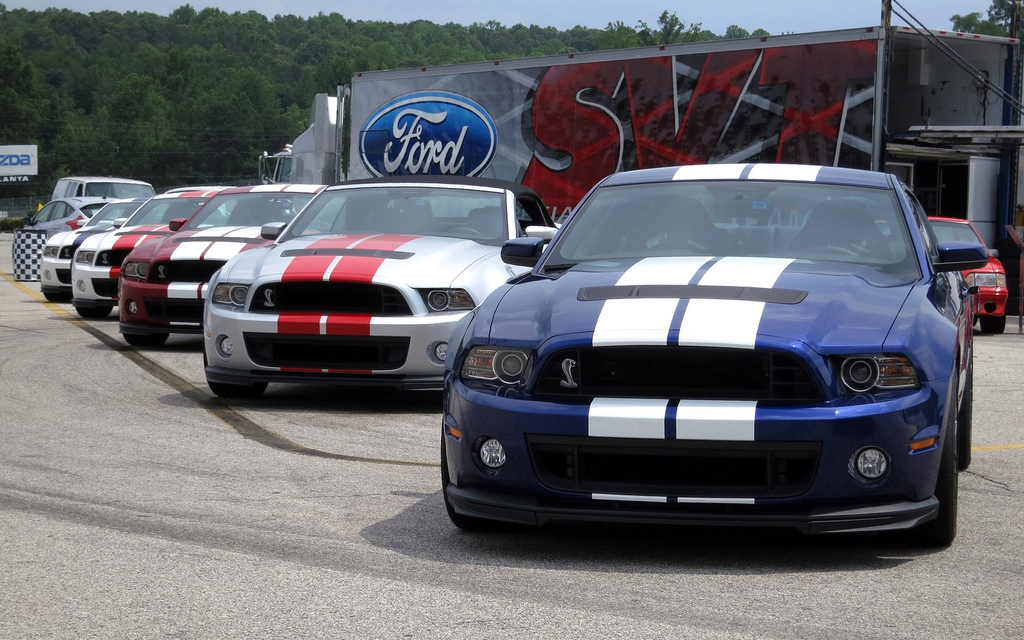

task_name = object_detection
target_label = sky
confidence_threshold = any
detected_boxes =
[1,1,998,36]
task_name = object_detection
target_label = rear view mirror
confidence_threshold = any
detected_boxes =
[525,225,556,241]
[112,218,128,228]
[501,237,545,267]
[168,218,187,232]
[934,241,989,272]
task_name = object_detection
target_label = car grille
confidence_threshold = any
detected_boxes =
[534,346,821,402]
[144,298,204,323]
[96,249,130,269]
[243,333,410,370]
[249,282,412,315]
[59,246,74,260]
[56,269,71,284]
[91,278,118,298]
[527,435,820,499]
[148,260,225,283]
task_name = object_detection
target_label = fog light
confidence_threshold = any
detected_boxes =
[126,300,138,315]
[76,280,86,292]
[43,269,51,280]
[217,335,234,357]
[853,447,888,480]
[479,438,506,468]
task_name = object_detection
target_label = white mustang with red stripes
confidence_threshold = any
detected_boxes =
[117,184,325,347]
[202,176,554,397]
[71,189,224,319]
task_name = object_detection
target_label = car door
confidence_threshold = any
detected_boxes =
[43,202,72,236]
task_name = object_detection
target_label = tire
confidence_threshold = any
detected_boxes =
[122,332,169,347]
[441,433,504,532]
[979,315,1006,334]
[957,359,973,471]
[43,291,72,303]
[74,305,113,319]
[915,376,959,547]
[207,379,268,398]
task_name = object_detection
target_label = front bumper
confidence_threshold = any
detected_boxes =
[71,262,118,304]
[119,279,205,334]
[40,256,72,294]
[203,302,467,389]
[445,484,939,533]
[975,286,1007,316]
[443,377,951,530]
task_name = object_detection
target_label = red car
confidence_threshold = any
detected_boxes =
[118,184,324,346]
[929,216,1007,333]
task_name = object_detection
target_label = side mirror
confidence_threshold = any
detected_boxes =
[112,217,128,228]
[168,218,187,232]
[261,221,287,241]
[934,241,990,272]
[22,216,34,226]
[501,237,545,267]
[525,225,556,241]
[989,248,1000,258]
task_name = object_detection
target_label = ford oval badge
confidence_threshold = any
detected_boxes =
[359,91,497,178]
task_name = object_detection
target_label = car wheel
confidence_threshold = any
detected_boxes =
[43,291,72,303]
[979,315,1006,334]
[122,332,169,347]
[441,433,505,532]
[957,358,973,471]
[74,305,113,319]
[915,374,959,547]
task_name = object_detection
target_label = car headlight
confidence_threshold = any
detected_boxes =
[122,261,149,280]
[420,288,475,312]
[212,283,249,307]
[461,346,532,385]
[839,355,919,393]
[966,272,1004,288]
[75,251,95,265]
[43,246,58,257]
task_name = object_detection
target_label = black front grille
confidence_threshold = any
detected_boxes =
[528,435,820,498]
[148,260,225,283]
[535,347,821,402]
[96,249,130,269]
[249,282,412,315]
[59,246,74,259]
[144,298,204,323]
[243,333,410,370]
[56,269,71,284]
[91,278,118,298]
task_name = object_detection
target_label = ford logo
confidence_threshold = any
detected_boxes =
[360,91,497,178]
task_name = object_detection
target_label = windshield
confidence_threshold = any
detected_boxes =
[80,203,106,218]
[547,180,920,282]
[184,192,315,230]
[85,201,145,227]
[930,220,983,245]
[124,197,209,227]
[282,186,508,246]
[83,182,155,198]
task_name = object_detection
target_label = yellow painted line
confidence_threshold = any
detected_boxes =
[972,443,1024,451]
[0,268,439,468]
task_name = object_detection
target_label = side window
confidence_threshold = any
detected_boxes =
[905,188,939,262]
[514,196,549,235]
[73,183,84,197]
[35,203,57,223]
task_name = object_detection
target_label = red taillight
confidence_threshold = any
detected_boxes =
[68,216,83,231]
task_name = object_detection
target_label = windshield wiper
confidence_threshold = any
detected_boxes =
[542,262,577,273]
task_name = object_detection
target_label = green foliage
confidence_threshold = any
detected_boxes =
[0,216,24,232]
[0,5,769,197]
[950,1,1012,37]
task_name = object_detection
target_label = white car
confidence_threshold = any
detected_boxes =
[71,189,225,318]
[203,177,555,397]
[40,198,147,302]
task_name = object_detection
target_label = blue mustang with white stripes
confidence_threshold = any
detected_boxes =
[441,164,989,546]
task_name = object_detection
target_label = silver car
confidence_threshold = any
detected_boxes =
[23,197,110,237]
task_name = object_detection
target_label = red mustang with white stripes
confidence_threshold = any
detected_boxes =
[202,176,554,397]
[118,184,325,346]
[71,189,224,319]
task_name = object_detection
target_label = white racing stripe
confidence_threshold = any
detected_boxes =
[592,257,709,347]
[675,400,757,441]
[677,257,793,349]
[588,398,668,439]
[167,283,202,299]
[672,165,747,181]
[746,164,822,182]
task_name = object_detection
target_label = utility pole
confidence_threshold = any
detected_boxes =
[881,0,892,30]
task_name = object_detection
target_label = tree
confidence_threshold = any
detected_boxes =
[950,1,1013,37]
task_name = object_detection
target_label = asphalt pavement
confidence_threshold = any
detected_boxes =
[1,232,1022,639]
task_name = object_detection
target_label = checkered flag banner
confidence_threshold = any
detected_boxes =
[13,229,47,282]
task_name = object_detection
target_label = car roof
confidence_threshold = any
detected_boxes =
[58,176,152,185]
[599,163,892,190]
[211,184,327,196]
[148,189,227,200]
[334,174,542,199]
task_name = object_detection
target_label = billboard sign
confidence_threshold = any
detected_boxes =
[0,145,38,180]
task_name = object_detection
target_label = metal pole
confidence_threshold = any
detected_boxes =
[1006,225,1024,332]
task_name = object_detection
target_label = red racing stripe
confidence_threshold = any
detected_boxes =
[281,235,373,283]
[324,313,372,336]
[278,312,322,335]
[327,234,418,284]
